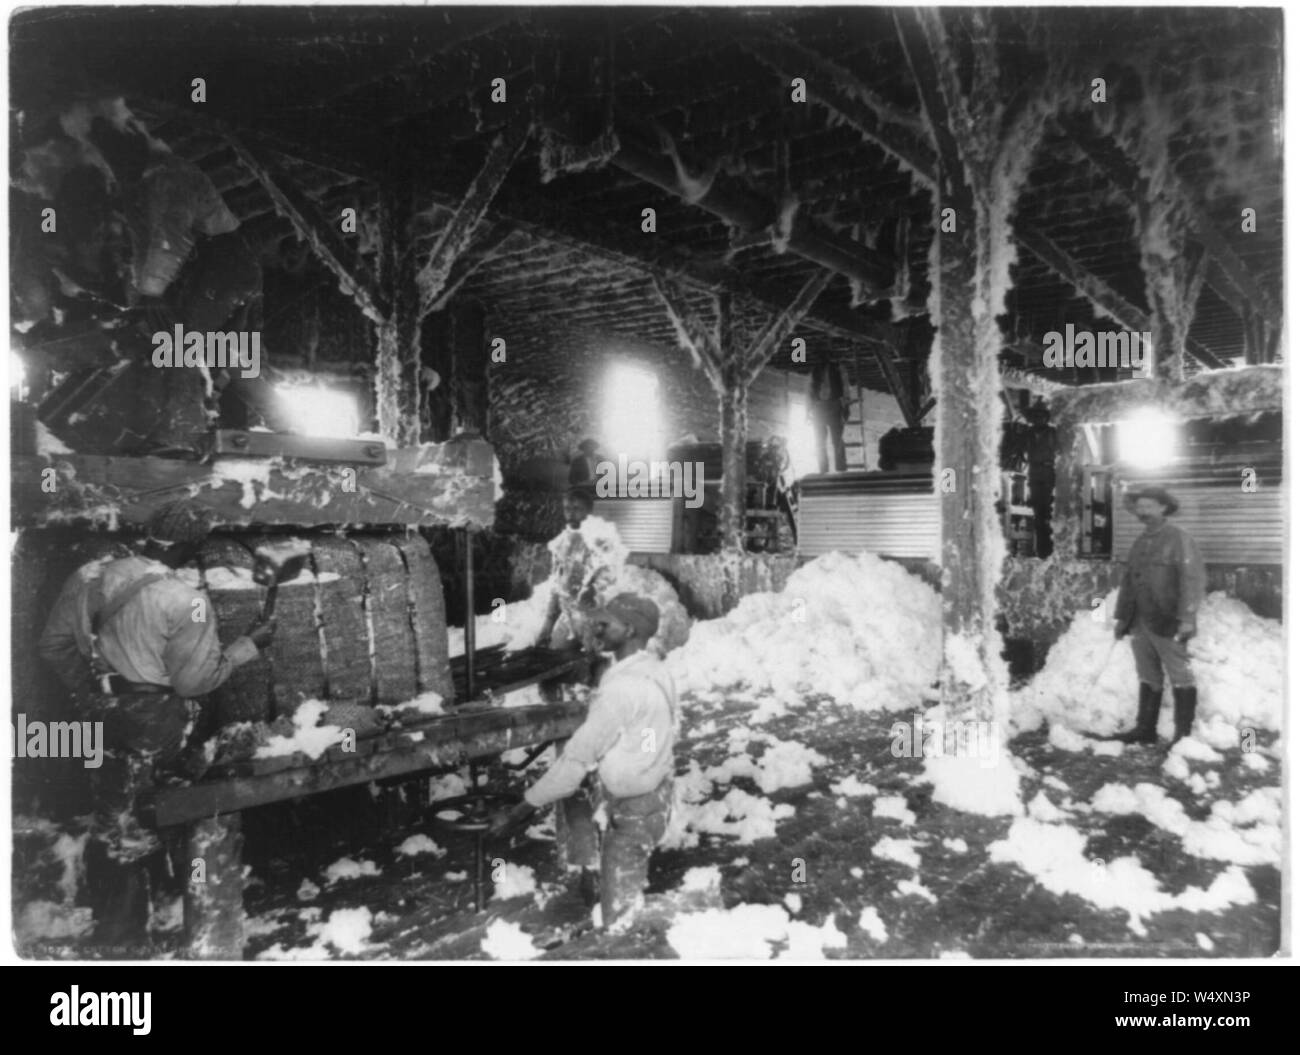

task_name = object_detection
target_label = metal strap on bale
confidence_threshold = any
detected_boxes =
[356,536,419,703]
[262,540,328,718]
[395,536,455,703]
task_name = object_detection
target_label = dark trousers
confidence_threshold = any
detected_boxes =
[601,778,673,927]
[1031,499,1054,557]
[79,692,197,944]
[82,691,195,861]
[810,400,846,473]
[557,777,674,927]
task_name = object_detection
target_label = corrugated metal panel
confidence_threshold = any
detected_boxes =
[592,498,676,554]
[798,475,939,559]
[1111,483,1285,564]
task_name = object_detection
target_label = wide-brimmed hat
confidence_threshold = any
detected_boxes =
[1126,485,1179,515]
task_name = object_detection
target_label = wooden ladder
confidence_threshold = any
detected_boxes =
[841,348,871,469]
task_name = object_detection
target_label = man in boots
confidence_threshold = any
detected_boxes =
[1112,486,1205,746]
[38,500,276,946]
[490,592,677,931]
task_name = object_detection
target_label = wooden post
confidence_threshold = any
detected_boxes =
[184,812,244,960]
[898,9,1051,728]
[1244,309,1265,365]
[1137,197,1189,386]
[415,120,533,317]
[653,269,827,570]
[464,526,476,699]
[716,296,749,558]
[375,181,423,446]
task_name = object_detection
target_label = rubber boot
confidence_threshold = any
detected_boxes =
[1115,683,1160,744]
[577,867,600,910]
[1171,686,1198,744]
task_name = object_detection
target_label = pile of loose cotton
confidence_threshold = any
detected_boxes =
[665,551,940,712]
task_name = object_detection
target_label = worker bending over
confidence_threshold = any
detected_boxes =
[38,500,276,943]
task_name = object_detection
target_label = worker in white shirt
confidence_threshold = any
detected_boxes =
[491,593,677,930]
[38,500,275,945]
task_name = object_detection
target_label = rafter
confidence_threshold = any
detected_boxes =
[1017,227,1226,369]
[737,30,937,187]
[226,133,388,325]
[132,96,375,183]
[426,224,514,314]
[742,270,834,386]
[539,119,896,294]
[1058,114,1279,328]
[894,9,973,211]
[761,26,1226,378]
[414,116,534,317]
[650,274,722,387]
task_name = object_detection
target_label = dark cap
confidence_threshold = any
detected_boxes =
[147,500,216,544]
[594,592,660,641]
[1126,485,1179,515]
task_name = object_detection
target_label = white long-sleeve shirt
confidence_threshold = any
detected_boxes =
[525,649,677,808]
[38,556,260,699]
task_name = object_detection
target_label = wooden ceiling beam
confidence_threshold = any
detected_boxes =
[737,29,937,187]
[426,224,515,314]
[481,177,919,418]
[766,26,1226,377]
[414,115,534,317]
[650,274,724,388]
[893,8,973,213]
[1058,113,1279,327]
[226,133,388,325]
[742,270,833,386]
[1016,227,1226,370]
[597,123,897,293]
[131,95,377,183]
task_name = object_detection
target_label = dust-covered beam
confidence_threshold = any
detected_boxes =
[1017,228,1226,370]
[893,8,973,214]
[650,274,723,388]
[1060,115,1280,331]
[414,118,534,317]
[742,270,834,386]
[11,447,498,531]
[768,29,1218,381]
[573,124,896,293]
[426,224,515,314]
[227,134,388,324]
[738,30,937,186]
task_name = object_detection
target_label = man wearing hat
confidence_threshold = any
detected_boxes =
[38,500,276,944]
[1112,486,1206,745]
[491,592,677,930]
